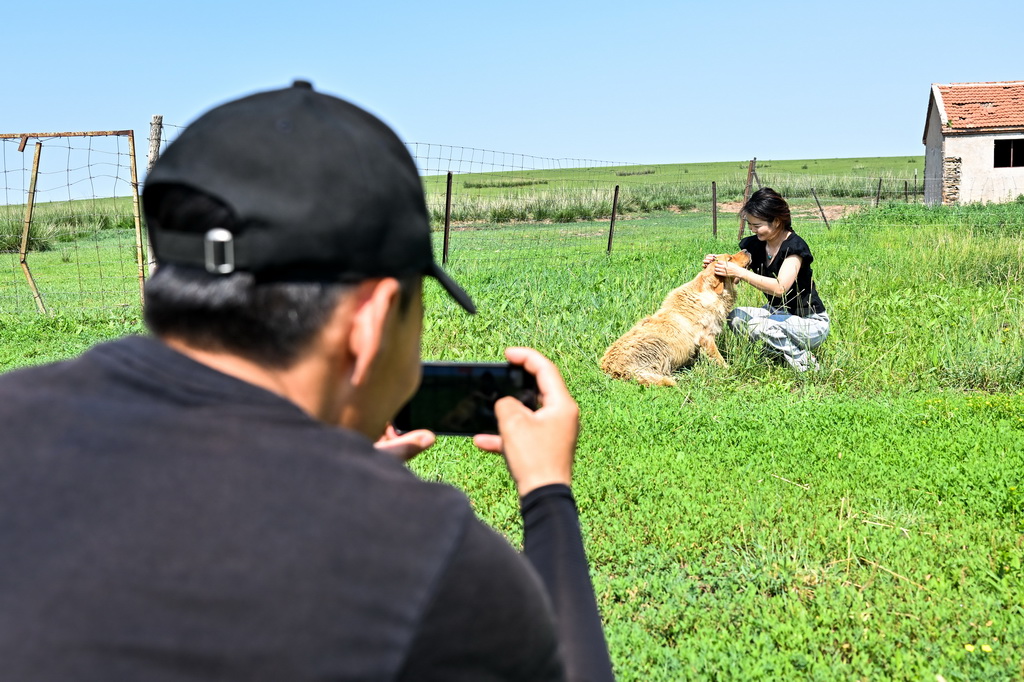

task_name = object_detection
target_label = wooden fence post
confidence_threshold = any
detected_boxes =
[126,130,146,306]
[144,115,164,277]
[875,177,883,207]
[738,158,755,240]
[20,142,48,314]
[147,115,163,173]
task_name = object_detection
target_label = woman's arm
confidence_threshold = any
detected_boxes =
[716,254,801,297]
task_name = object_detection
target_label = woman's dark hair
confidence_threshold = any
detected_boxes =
[740,187,791,231]
[143,185,416,369]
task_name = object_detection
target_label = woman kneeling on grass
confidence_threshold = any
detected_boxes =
[703,187,830,372]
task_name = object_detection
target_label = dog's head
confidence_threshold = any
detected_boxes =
[706,249,752,294]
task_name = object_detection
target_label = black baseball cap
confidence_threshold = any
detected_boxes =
[143,79,475,314]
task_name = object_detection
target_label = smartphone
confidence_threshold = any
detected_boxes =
[393,361,539,436]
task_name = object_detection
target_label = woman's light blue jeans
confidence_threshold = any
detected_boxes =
[728,306,831,372]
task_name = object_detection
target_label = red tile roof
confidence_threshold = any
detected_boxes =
[934,81,1024,131]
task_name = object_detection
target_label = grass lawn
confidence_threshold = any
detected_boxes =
[1,196,1022,680]
[413,201,1024,680]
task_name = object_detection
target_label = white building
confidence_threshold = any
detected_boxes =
[923,81,1024,205]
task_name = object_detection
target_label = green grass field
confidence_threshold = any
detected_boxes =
[409,208,1023,681]
[1,160,1022,680]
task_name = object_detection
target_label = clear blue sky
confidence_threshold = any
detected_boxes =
[6,0,1021,165]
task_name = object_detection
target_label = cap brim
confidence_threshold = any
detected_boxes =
[429,262,476,314]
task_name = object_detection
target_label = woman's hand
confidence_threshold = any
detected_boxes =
[473,347,579,497]
[740,254,802,297]
[713,260,746,280]
[702,253,717,267]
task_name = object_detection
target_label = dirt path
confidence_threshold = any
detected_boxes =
[718,201,860,222]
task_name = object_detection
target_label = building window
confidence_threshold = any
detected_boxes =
[994,139,1024,168]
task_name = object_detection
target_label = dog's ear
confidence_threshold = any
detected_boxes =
[703,256,726,294]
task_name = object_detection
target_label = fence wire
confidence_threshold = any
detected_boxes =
[10,121,1008,314]
[1,134,141,315]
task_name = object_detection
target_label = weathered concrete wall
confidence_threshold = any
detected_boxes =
[942,133,1024,204]
[923,106,946,206]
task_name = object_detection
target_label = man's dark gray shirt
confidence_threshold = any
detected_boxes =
[0,336,569,681]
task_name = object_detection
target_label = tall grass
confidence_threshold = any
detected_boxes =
[0,198,135,253]
[425,173,919,226]
[757,170,918,200]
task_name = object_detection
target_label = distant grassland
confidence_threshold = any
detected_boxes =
[422,156,924,195]
[421,156,925,226]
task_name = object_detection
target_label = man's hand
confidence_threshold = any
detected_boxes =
[375,425,436,463]
[474,347,579,497]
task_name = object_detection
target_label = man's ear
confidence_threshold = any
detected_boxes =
[347,278,401,386]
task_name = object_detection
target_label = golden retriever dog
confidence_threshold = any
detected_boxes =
[600,250,751,386]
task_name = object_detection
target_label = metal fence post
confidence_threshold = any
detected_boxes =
[712,181,718,239]
[811,187,831,230]
[607,185,619,254]
[443,171,453,265]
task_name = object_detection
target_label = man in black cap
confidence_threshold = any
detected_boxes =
[0,81,613,681]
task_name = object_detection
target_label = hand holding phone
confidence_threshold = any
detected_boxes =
[473,347,579,497]
[393,361,539,437]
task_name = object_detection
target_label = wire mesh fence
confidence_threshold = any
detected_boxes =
[2,117,940,314]
[409,144,928,262]
[1,132,143,315]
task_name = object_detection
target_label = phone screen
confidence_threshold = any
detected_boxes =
[393,362,539,436]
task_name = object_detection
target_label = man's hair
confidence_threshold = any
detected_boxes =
[143,185,416,369]
[144,266,349,369]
